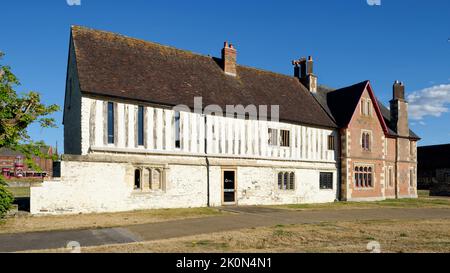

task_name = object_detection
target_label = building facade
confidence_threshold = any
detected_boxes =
[30,26,418,214]
[418,144,450,196]
[0,147,54,180]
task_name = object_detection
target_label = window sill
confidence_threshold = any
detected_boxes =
[354,187,375,191]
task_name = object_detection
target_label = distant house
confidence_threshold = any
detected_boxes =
[0,147,54,179]
[418,144,450,196]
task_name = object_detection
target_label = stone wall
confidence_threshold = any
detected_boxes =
[30,154,338,215]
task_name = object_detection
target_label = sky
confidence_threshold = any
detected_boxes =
[1,0,449,150]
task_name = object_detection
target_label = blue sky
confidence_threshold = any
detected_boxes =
[1,0,449,150]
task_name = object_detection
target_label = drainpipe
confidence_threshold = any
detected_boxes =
[204,114,210,207]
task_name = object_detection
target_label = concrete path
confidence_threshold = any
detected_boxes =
[1,207,449,252]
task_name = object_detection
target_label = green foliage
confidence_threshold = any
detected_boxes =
[0,51,60,148]
[0,176,13,218]
[0,51,60,218]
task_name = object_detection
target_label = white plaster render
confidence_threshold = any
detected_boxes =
[80,97,338,163]
[31,154,338,215]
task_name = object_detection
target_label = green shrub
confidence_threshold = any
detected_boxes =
[0,177,14,218]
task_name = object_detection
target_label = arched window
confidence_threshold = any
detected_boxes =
[362,133,366,150]
[289,172,295,190]
[134,169,142,190]
[283,172,289,190]
[278,172,295,190]
[363,167,368,187]
[355,166,374,188]
[278,173,283,190]
[359,167,364,188]
[365,134,371,151]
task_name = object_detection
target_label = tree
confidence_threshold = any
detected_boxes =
[0,51,60,218]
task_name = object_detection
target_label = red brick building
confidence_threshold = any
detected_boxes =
[315,81,420,201]
[0,147,54,179]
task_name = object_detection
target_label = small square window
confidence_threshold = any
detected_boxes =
[320,172,333,190]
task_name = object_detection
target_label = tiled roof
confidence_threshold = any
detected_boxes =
[314,82,420,139]
[71,26,337,128]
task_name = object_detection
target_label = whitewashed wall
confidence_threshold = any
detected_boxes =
[81,97,338,163]
[31,155,338,215]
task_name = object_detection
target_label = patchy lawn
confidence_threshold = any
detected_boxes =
[0,207,224,234]
[275,197,450,211]
[40,218,450,253]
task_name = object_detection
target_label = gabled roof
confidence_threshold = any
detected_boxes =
[70,26,337,129]
[314,81,420,139]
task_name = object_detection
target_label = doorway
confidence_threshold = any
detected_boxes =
[222,170,237,205]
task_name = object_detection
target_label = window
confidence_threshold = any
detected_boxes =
[289,172,295,190]
[320,172,333,190]
[361,99,365,115]
[361,99,372,116]
[280,130,290,147]
[354,166,373,188]
[362,132,371,151]
[174,111,181,149]
[388,168,393,187]
[278,172,295,190]
[367,100,372,116]
[328,135,335,150]
[134,169,142,190]
[268,128,278,146]
[278,172,283,189]
[410,169,414,187]
[107,102,115,144]
[138,106,144,146]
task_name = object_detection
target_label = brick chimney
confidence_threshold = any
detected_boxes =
[222,42,237,77]
[390,81,409,137]
[293,56,317,93]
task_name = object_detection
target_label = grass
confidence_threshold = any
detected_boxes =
[40,218,450,253]
[275,196,450,211]
[0,207,224,235]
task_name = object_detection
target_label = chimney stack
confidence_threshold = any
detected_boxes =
[390,81,409,137]
[222,41,237,77]
[293,56,318,93]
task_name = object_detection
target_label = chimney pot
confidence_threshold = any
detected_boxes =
[222,41,237,76]
[293,56,317,93]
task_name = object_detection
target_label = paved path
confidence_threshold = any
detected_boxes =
[1,207,449,252]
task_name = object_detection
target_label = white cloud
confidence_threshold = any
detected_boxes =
[407,84,450,120]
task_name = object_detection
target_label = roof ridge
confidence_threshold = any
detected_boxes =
[71,25,298,81]
[71,25,214,60]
